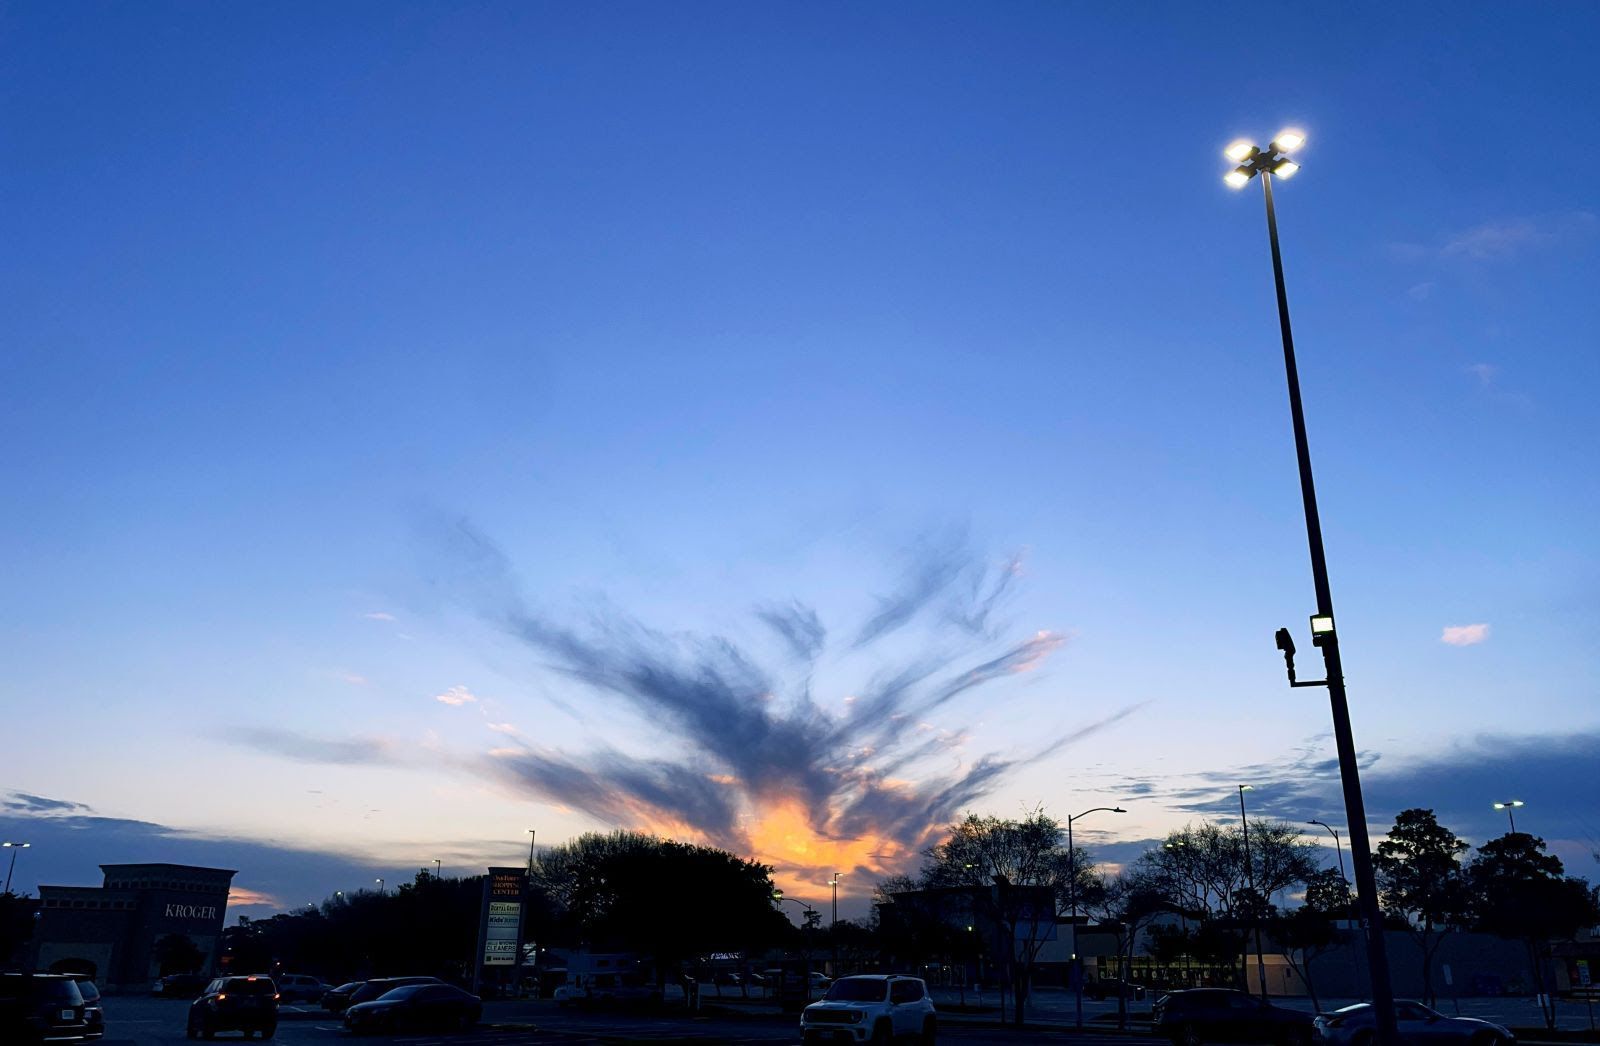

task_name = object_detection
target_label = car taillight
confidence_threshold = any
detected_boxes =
[216,993,227,1002]
[273,993,281,1000]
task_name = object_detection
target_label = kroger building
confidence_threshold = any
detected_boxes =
[32,863,236,990]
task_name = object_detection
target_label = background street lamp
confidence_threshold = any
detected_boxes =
[773,891,820,1001]
[1237,786,1269,999]
[3,842,30,895]
[374,877,385,895]
[1308,819,1368,1000]
[1226,128,1399,1046]
[828,872,843,975]
[433,859,442,878]
[1493,800,1525,834]
[1067,806,1125,1029]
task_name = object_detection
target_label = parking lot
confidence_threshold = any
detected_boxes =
[88,994,1164,1045]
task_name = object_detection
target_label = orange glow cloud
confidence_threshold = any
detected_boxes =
[227,887,279,907]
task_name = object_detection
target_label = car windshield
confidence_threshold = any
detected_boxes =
[76,981,101,1002]
[334,982,363,992]
[824,979,888,1002]
[375,985,428,1001]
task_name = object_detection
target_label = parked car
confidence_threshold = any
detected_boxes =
[321,981,365,1013]
[1313,1001,1515,1046]
[187,975,279,1040]
[1085,978,1146,1001]
[153,973,210,998]
[344,983,481,1035]
[1152,988,1313,1046]
[71,977,105,1040]
[340,976,442,1011]
[0,972,90,1044]
[271,974,330,1004]
[800,974,936,1044]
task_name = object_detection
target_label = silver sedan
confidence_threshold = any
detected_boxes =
[1313,1002,1514,1046]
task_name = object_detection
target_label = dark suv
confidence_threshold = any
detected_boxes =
[0,973,90,1044]
[1153,988,1313,1046]
[71,977,105,1040]
[187,975,279,1039]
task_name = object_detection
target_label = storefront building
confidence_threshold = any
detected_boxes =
[32,862,236,990]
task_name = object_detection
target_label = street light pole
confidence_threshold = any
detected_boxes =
[374,877,385,895]
[1067,806,1126,1030]
[1493,800,1524,834]
[433,859,442,879]
[828,872,842,975]
[773,892,820,1002]
[3,842,31,895]
[1308,819,1367,1000]
[1226,130,1399,1046]
[1238,786,1268,999]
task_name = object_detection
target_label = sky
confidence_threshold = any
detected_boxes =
[2,1,1597,923]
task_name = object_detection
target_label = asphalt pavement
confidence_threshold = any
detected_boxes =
[92,995,1166,1046]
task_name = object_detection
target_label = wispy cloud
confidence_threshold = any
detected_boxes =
[1392,210,1597,264]
[420,517,1130,888]
[434,685,478,707]
[1466,363,1498,388]
[336,670,369,686]
[3,792,90,815]
[224,727,396,765]
[363,612,396,622]
[227,886,280,907]
[1441,623,1490,647]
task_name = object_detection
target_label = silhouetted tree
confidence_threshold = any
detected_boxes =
[1466,833,1600,1029]
[534,831,788,983]
[1374,809,1469,1007]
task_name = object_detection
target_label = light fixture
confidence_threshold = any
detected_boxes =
[1310,614,1334,635]
[1492,800,1524,810]
[1274,129,1306,152]
[1224,169,1252,189]
[1224,140,1256,162]
[1239,784,1255,792]
[1274,160,1301,179]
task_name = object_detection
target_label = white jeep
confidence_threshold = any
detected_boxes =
[800,974,936,1044]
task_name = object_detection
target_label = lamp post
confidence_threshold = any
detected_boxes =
[1068,806,1126,1029]
[3,842,30,895]
[1226,129,1399,1046]
[1237,786,1268,999]
[526,829,537,875]
[773,891,820,1001]
[374,877,385,895]
[1308,819,1367,1000]
[828,872,843,976]
[1492,800,1524,834]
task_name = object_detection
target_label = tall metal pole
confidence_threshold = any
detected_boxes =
[830,873,842,975]
[527,830,537,875]
[1310,819,1367,1001]
[3,844,25,894]
[1238,787,1268,998]
[1069,815,1081,1029]
[1260,168,1398,1046]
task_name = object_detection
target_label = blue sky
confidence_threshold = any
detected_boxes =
[2,1,1597,919]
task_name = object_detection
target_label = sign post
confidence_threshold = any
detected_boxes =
[473,867,527,998]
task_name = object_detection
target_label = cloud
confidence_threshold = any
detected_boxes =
[226,886,280,907]
[363,612,396,622]
[419,517,1129,889]
[4,792,90,815]
[224,727,396,765]
[757,601,827,662]
[336,671,369,686]
[434,685,478,706]
[1466,363,1497,388]
[1392,211,1597,265]
[1441,623,1490,646]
